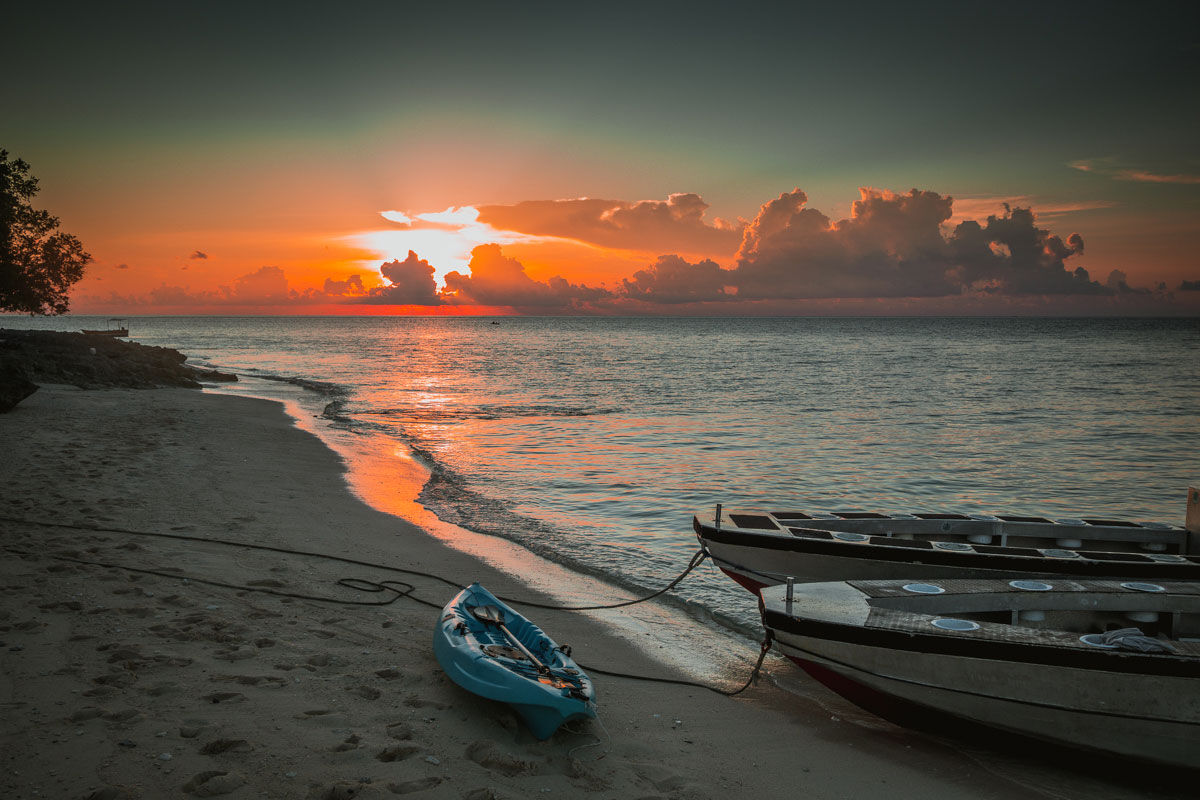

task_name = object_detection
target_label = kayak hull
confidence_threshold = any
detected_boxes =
[433,583,596,739]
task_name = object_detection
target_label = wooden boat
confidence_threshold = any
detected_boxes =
[695,495,1200,593]
[433,582,596,739]
[81,318,128,337]
[760,577,1200,769]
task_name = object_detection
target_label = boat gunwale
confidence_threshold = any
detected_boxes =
[761,581,1200,678]
[697,521,1200,579]
[697,508,1189,545]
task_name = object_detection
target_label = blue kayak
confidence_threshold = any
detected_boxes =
[433,583,597,739]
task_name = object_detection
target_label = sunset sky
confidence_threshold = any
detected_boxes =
[4,2,1198,315]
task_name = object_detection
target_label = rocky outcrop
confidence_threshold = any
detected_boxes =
[0,360,39,412]
[0,330,238,411]
[189,367,238,382]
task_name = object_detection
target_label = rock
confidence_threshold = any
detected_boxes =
[0,329,204,389]
[0,359,38,412]
[188,367,238,382]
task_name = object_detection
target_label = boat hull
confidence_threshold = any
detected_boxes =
[696,509,1199,594]
[433,583,596,739]
[761,580,1200,769]
[775,634,1199,769]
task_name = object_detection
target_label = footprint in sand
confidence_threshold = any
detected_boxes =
[317,782,366,800]
[82,788,136,800]
[346,685,381,701]
[376,744,422,762]
[69,706,106,722]
[143,682,182,697]
[213,646,256,662]
[384,722,413,741]
[465,740,539,777]
[39,600,83,612]
[298,709,334,718]
[93,672,138,689]
[103,709,143,724]
[631,761,691,794]
[403,696,449,710]
[179,722,210,739]
[213,674,287,687]
[387,777,443,794]
[199,738,251,755]
[181,770,245,796]
[201,692,247,705]
[332,734,361,752]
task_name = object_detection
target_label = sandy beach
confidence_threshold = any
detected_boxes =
[0,385,1192,799]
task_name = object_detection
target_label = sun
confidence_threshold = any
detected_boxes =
[354,206,543,285]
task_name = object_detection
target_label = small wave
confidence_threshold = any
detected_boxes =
[407,443,760,636]
[359,403,619,422]
[254,373,350,397]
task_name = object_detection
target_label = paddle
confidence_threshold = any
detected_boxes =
[471,605,550,674]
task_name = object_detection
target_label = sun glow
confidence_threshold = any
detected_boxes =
[355,205,545,284]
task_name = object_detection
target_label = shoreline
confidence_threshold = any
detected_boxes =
[0,385,1189,799]
[219,378,769,680]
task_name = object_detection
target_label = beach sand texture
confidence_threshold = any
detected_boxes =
[0,386,1188,799]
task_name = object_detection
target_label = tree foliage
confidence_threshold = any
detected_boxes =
[1,150,91,315]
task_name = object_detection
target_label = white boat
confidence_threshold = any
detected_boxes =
[81,318,128,336]
[760,577,1200,768]
[695,492,1200,593]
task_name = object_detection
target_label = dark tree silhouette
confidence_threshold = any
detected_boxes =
[1,150,91,314]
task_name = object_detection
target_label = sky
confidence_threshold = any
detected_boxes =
[3,1,1198,315]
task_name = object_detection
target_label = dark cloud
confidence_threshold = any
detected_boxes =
[189,250,208,259]
[231,265,290,302]
[621,255,735,303]
[732,188,1106,299]
[442,244,607,308]
[101,266,378,308]
[321,274,367,297]
[113,263,129,269]
[1104,269,1151,295]
[734,188,960,298]
[476,193,741,254]
[1179,280,1200,292]
[360,250,441,305]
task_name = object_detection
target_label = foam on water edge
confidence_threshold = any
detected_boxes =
[203,373,766,688]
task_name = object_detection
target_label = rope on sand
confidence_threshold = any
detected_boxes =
[0,515,772,697]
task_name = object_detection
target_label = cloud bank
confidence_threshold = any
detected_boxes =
[729,188,1100,300]
[79,185,1196,314]
[476,193,741,254]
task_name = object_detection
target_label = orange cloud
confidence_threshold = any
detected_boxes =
[621,255,734,304]
[441,244,607,308]
[362,251,441,305]
[733,188,1102,298]
[72,185,1200,315]
[475,193,741,256]
[1069,159,1200,185]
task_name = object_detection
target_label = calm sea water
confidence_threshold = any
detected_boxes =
[8,315,1200,630]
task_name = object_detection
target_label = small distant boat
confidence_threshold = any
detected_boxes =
[760,577,1200,768]
[81,318,129,337]
[433,582,596,739]
[695,495,1200,593]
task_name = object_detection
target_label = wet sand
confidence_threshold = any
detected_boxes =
[0,385,1190,799]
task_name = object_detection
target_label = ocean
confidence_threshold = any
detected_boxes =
[8,315,1199,633]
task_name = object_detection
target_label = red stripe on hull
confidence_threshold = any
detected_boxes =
[786,656,954,732]
[718,566,770,595]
